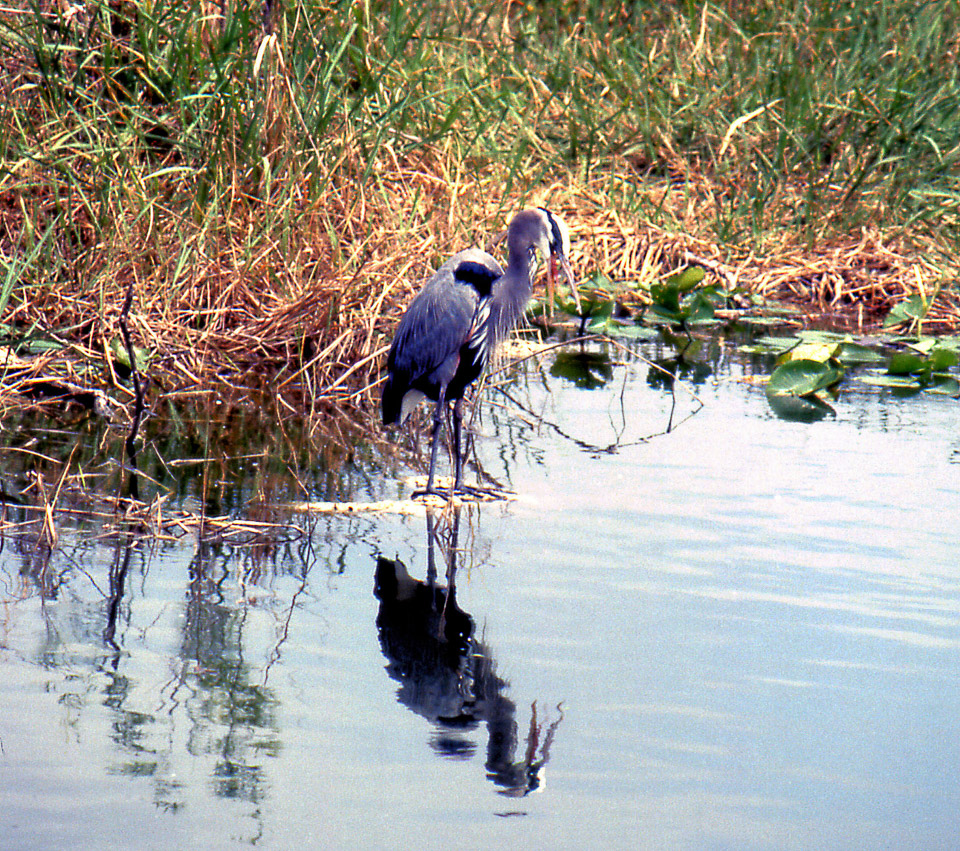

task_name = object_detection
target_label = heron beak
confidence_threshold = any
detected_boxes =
[555,251,582,315]
[547,255,557,316]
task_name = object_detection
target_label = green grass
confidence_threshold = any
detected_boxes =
[6,0,958,234]
[1,0,958,397]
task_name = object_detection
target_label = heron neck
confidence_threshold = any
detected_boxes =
[488,248,533,341]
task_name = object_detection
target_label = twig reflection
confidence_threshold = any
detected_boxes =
[487,337,705,455]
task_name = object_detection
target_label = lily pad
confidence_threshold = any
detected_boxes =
[929,347,959,371]
[934,336,960,353]
[603,322,659,340]
[649,280,681,314]
[797,330,848,343]
[888,352,927,375]
[684,291,717,324]
[766,359,844,398]
[583,298,616,330]
[837,342,886,364]
[733,314,799,327]
[675,266,706,292]
[928,375,960,396]
[110,337,151,372]
[743,336,801,355]
[779,341,841,365]
[883,294,930,328]
[858,373,923,389]
[646,303,684,324]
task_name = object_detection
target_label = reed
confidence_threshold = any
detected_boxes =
[1,0,958,416]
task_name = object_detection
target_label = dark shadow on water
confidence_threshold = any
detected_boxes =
[645,336,715,393]
[766,391,837,422]
[374,506,562,799]
[549,350,614,389]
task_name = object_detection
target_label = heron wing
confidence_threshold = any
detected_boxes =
[388,250,504,380]
[388,279,471,369]
[382,250,504,424]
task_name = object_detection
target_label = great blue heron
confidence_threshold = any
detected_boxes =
[382,207,581,495]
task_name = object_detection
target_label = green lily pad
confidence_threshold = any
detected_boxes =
[733,314,798,327]
[766,359,844,398]
[745,336,801,355]
[888,352,927,375]
[761,302,804,316]
[929,347,959,371]
[646,303,684,324]
[675,266,706,293]
[604,323,660,340]
[684,291,716,324]
[797,330,848,343]
[858,373,924,389]
[110,337,151,371]
[584,298,616,330]
[928,375,960,396]
[934,336,960,353]
[837,342,886,364]
[649,281,681,314]
[883,294,930,328]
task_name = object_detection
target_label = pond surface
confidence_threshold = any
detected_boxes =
[2,336,959,850]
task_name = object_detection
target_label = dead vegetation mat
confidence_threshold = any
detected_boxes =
[3,161,959,425]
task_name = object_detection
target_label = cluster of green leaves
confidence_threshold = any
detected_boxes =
[547,266,960,411]
[527,251,960,427]
[762,338,848,419]
[547,266,723,339]
[646,267,715,326]
[756,329,960,420]
[861,339,960,395]
[884,294,934,332]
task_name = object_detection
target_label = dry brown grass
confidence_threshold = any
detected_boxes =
[2,0,959,427]
[3,152,958,424]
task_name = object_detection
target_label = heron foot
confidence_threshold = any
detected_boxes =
[411,487,447,500]
[410,483,515,503]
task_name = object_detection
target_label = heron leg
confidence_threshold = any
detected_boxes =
[452,397,464,492]
[423,396,446,495]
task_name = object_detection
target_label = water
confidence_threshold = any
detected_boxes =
[2,339,959,850]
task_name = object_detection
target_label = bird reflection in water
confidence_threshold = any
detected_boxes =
[374,505,562,798]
